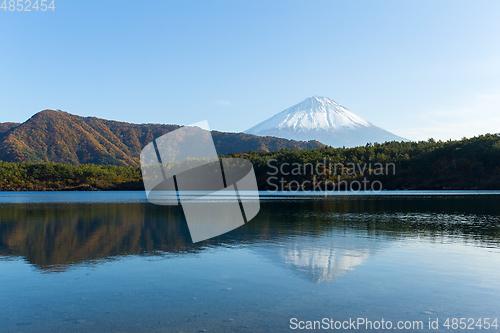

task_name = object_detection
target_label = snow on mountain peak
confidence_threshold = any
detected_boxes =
[247,96,371,134]
[245,96,407,148]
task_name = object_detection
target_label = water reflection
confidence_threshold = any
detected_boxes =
[0,203,192,270]
[256,234,375,283]
[0,193,499,276]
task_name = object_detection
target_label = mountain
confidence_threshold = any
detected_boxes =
[245,96,407,147]
[0,122,20,134]
[0,110,325,166]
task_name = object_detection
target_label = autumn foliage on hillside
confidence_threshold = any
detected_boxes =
[0,110,325,166]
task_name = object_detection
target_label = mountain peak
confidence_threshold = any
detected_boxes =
[245,96,407,147]
[29,109,72,121]
[247,96,371,134]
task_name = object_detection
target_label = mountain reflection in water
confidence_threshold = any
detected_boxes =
[256,234,374,283]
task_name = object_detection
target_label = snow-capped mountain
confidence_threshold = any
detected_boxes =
[245,96,407,147]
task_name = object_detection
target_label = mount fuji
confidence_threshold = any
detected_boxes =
[245,96,407,147]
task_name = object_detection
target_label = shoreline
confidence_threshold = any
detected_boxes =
[1,188,500,192]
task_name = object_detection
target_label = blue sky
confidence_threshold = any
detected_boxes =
[1,0,499,141]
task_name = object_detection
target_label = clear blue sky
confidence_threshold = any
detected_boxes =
[1,0,499,141]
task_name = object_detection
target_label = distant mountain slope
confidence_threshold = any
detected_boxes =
[0,110,325,166]
[0,122,20,134]
[246,96,407,147]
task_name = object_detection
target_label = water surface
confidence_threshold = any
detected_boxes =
[0,191,499,332]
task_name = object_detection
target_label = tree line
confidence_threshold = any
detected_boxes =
[234,134,500,190]
[0,162,142,191]
[1,133,500,191]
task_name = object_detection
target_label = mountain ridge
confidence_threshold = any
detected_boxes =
[0,122,20,134]
[0,110,325,166]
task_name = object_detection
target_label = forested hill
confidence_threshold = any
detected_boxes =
[238,134,500,190]
[0,122,20,133]
[0,110,325,166]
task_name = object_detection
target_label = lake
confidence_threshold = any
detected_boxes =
[0,191,499,332]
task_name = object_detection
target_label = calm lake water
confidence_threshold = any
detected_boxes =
[0,191,499,332]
